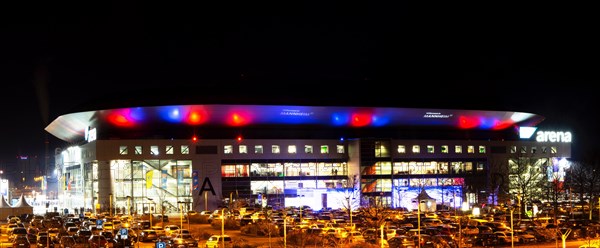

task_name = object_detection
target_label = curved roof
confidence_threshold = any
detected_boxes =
[45,104,544,143]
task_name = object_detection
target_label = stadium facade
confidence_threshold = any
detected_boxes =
[44,104,571,215]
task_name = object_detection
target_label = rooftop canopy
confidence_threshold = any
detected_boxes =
[46,104,544,143]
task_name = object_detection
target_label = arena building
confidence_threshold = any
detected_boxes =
[45,104,571,215]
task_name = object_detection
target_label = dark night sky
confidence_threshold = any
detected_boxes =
[1,2,599,170]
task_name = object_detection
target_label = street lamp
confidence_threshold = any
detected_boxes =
[177,201,184,229]
[221,208,225,248]
[109,194,113,217]
[510,207,515,248]
[283,212,288,248]
[147,198,154,227]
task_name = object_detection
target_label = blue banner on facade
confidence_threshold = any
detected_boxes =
[192,170,199,190]
[161,170,167,189]
[177,169,183,184]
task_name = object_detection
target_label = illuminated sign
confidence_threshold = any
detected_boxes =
[85,127,97,142]
[280,109,314,117]
[423,112,453,118]
[536,131,572,143]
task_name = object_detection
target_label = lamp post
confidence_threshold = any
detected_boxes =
[108,194,113,217]
[178,201,184,229]
[510,207,515,248]
[147,198,154,227]
[283,213,287,248]
[418,200,422,248]
[221,208,225,248]
[380,223,385,248]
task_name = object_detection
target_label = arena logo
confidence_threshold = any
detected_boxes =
[519,127,572,143]
[536,131,572,143]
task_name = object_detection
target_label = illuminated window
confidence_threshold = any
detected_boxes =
[520,146,527,154]
[119,146,128,155]
[541,146,547,153]
[375,141,390,157]
[272,145,280,154]
[467,146,475,154]
[304,145,313,154]
[455,145,462,153]
[166,145,173,154]
[181,145,189,154]
[224,145,233,154]
[134,146,142,155]
[320,145,329,154]
[478,146,486,154]
[288,145,297,154]
[427,145,434,154]
[412,145,420,153]
[254,145,263,154]
[477,162,485,171]
[150,146,159,155]
[337,145,345,154]
[398,145,406,154]
[551,147,557,154]
[441,145,448,154]
[239,145,248,154]
[531,147,537,154]
[510,146,517,153]
[465,162,473,171]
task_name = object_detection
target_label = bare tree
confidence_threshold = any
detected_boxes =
[565,160,600,218]
[508,157,547,218]
[338,175,360,226]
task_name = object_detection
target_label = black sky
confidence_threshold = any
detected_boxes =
[1,2,599,165]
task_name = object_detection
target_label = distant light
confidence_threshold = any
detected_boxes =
[227,111,252,126]
[237,136,243,142]
[510,112,534,122]
[461,202,469,211]
[192,136,198,142]
[350,112,372,127]
[472,207,480,217]
[458,116,479,129]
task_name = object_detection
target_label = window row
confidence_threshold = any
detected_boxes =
[510,146,557,154]
[222,162,347,177]
[119,145,190,155]
[223,144,345,155]
[362,161,485,175]
[361,177,466,193]
[395,145,486,155]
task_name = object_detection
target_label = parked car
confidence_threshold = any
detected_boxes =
[139,230,158,242]
[473,233,498,247]
[514,229,537,243]
[12,235,30,248]
[89,234,108,248]
[388,235,415,248]
[204,235,233,248]
[168,233,198,248]
[348,230,365,243]
[494,231,519,244]
[59,236,77,248]
[164,225,180,237]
